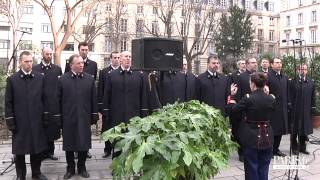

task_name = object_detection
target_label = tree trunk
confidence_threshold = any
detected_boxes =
[54,47,62,65]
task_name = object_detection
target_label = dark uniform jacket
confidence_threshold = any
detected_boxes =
[102,68,148,127]
[290,76,316,135]
[5,70,48,154]
[65,58,97,80]
[238,70,254,100]
[55,72,99,151]
[196,71,229,115]
[184,71,197,102]
[228,89,276,149]
[33,62,62,141]
[267,69,291,135]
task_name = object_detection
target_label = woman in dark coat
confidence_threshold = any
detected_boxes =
[228,72,275,180]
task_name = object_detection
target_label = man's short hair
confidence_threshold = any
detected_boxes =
[78,42,89,50]
[68,54,81,64]
[207,54,219,63]
[270,57,281,64]
[110,51,119,58]
[19,51,32,61]
[246,57,257,64]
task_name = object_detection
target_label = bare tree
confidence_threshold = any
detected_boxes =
[72,2,109,45]
[33,0,99,65]
[175,3,219,72]
[0,0,28,71]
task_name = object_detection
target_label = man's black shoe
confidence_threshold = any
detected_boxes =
[16,176,26,180]
[63,171,75,179]
[87,152,92,159]
[273,150,286,157]
[239,155,244,162]
[292,149,299,155]
[300,149,310,155]
[78,170,90,178]
[47,155,58,160]
[32,174,48,180]
[102,152,111,158]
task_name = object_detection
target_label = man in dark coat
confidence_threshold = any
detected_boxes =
[290,64,316,155]
[65,42,97,80]
[227,59,247,162]
[267,58,291,157]
[196,55,229,115]
[102,51,148,158]
[238,58,258,99]
[5,51,48,180]
[181,59,197,102]
[97,51,121,158]
[55,54,99,179]
[33,47,62,161]
[260,58,270,74]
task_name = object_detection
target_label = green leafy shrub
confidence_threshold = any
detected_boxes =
[102,100,237,179]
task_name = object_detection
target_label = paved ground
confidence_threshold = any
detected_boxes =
[1,129,320,180]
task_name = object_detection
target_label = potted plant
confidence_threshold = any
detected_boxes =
[102,100,237,179]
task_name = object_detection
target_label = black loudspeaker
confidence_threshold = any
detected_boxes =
[132,38,183,71]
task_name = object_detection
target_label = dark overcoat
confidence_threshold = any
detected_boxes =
[56,72,98,151]
[33,62,62,140]
[290,76,316,135]
[266,69,291,135]
[5,70,48,154]
[102,68,148,128]
[196,71,229,115]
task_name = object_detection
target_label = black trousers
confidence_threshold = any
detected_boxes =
[15,153,42,177]
[65,151,87,172]
[273,135,282,153]
[291,134,308,151]
[102,115,113,154]
[43,141,55,156]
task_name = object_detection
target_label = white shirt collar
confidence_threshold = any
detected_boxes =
[21,69,31,75]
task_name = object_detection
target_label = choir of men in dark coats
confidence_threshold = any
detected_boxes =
[65,42,97,80]
[97,51,121,158]
[55,54,99,179]
[102,51,148,158]
[290,64,316,155]
[196,55,229,115]
[5,51,48,180]
[33,47,62,161]
[228,59,247,162]
[267,58,291,157]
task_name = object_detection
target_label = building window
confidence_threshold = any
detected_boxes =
[105,38,112,52]
[245,0,251,9]
[268,45,274,54]
[152,6,158,15]
[21,5,33,14]
[286,16,291,27]
[120,38,127,52]
[181,9,185,16]
[258,16,263,25]
[41,24,51,33]
[285,32,290,45]
[269,30,274,41]
[269,2,274,11]
[19,40,32,50]
[221,0,226,8]
[137,5,143,14]
[269,17,274,26]
[0,40,10,49]
[298,0,303,6]
[20,27,33,34]
[121,4,128,13]
[311,29,317,44]
[106,18,113,32]
[312,11,317,23]
[82,25,95,34]
[120,19,127,32]
[43,6,55,15]
[63,43,74,51]
[136,20,144,35]
[181,22,185,35]
[88,43,94,51]
[151,21,158,34]
[0,26,10,31]
[106,4,111,12]
[313,0,317,4]
[257,0,264,10]
[257,44,263,54]
[258,29,263,40]
[194,41,200,51]
[41,41,53,49]
[298,13,303,25]
[297,31,303,40]
[208,41,215,55]
[208,0,215,4]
